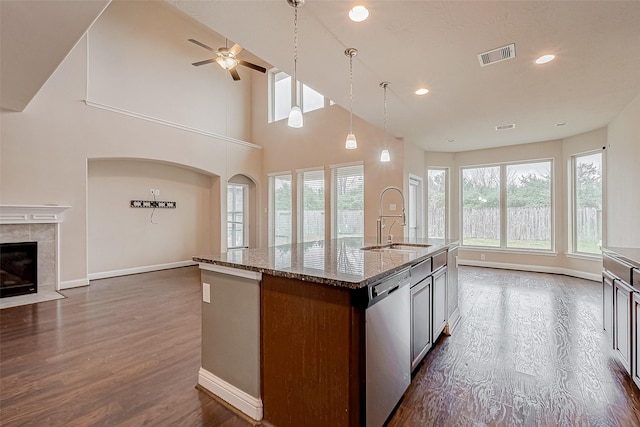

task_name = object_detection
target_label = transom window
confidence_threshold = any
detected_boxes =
[269,70,330,123]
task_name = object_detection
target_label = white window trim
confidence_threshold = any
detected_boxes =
[427,167,449,240]
[569,150,603,257]
[459,158,555,252]
[408,174,424,239]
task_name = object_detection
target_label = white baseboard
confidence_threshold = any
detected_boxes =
[458,259,601,282]
[59,278,89,290]
[198,368,263,421]
[87,260,197,281]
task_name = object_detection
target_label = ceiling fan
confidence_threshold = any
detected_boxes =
[188,38,267,81]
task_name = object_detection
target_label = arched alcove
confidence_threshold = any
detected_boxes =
[87,158,220,277]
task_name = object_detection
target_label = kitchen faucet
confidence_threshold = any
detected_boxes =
[377,186,406,245]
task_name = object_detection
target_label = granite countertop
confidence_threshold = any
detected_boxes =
[603,247,640,269]
[194,237,459,289]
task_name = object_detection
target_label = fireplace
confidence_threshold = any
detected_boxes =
[1,242,38,298]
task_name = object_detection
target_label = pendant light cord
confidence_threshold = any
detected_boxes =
[293,5,298,101]
[383,83,387,142]
[349,53,353,133]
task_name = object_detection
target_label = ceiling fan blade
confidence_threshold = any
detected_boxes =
[188,38,214,52]
[229,68,241,81]
[192,58,216,66]
[238,60,266,74]
[229,43,243,56]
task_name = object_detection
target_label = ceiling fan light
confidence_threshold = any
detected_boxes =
[288,105,304,128]
[345,133,357,149]
[380,149,390,162]
[216,55,238,70]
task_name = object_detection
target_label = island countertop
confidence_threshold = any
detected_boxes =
[602,246,640,269]
[194,237,459,289]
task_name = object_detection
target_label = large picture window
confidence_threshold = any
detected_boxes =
[269,173,292,246]
[572,152,602,255]
[331,163,364,239]
[462,160,553,250]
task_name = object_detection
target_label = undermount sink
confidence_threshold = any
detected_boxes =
[361,243,432,253]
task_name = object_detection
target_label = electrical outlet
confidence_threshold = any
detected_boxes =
[150,189,160,196]
[390,203,396,211]
[480,253,486,261]
[203,283,211,303]
[150,189,155,196]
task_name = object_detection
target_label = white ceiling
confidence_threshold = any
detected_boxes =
[2,1,639,153]
[170,0,640,152]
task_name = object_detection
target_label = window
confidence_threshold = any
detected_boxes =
[331,163,364,238]
[506,162,552,250]
[227,184,247,249]
[269,70,329,122]
[272,71,292,122]
[462,166,501,247]
[462,160,553,250]
[269,173,292,246]
[572,152,602,255]
[427,169,447,239]
[299,169,325,243]
[408,176,424,240]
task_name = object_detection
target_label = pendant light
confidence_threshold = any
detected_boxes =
[287,0,304,128]
[345,48,358,149]
[380,82,391,162]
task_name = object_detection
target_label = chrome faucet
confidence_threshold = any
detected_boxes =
[377,186,406,245]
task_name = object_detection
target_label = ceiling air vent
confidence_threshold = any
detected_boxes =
[478,43,516,67]
[495,123,515,131]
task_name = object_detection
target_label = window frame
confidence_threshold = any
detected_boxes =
[268,171,293,247]
[227,183,248,249]
[570,150,603,257]
[427,168,448,240]
[330,161,365,239]
[268,69,332,123]
[460,158,554,252]
[408,174,424,240]
[297,167,326,243]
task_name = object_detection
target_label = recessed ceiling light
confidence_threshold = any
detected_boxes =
[495,124,515,131]
[415,88,429,95]
[349,6,369,22]
[535,54,556,65]
[555,121,567,126]
[447,139,456,143]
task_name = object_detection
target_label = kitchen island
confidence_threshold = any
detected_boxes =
[193,237,459,427]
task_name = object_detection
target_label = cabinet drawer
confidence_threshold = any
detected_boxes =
[603,252,633,284]
[432,251,447,272]
[410,258,432,287]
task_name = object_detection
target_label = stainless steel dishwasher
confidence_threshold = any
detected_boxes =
[365,268,411,427]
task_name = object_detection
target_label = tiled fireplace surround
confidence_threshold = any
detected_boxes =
[0,205,70,307]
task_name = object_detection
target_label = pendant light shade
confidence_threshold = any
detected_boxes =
[380,81,391,162]
[345,48,358,149]
[287,0,304,128]
[345,133,357,149]
[288,105,303,128]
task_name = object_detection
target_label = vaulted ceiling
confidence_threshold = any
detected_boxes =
[3,1,639,152]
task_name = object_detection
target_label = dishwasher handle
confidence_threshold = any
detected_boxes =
[372,284,399,298]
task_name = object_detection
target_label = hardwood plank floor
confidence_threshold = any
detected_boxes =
[2,266,639,426]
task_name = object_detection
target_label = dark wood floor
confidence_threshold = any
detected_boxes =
[1,266,639,426]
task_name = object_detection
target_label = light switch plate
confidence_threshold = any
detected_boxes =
[390,203,396,211]
[203,283,211,303]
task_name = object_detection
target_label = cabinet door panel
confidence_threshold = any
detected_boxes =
[411,279,431,370]
[614,280,632,375]
[433,269,447,340]
[603,273,614,345]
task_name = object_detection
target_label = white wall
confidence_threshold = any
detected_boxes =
[606,92,640,247]
[0,2,262,287]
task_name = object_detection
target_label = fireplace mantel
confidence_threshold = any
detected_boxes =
[0,205,71,224]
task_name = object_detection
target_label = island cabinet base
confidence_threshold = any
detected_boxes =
[261,274,365,427]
